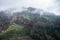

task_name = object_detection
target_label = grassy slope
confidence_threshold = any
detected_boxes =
[0,23,25,38]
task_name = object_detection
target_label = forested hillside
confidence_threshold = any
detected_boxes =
[0,7,60,40]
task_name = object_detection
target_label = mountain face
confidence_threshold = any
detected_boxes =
[0,7,59,30]
[0,7,58,32]
[0,7,60,40]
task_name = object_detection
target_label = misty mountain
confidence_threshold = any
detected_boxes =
[0,7,56,17]
[0,7,60,40]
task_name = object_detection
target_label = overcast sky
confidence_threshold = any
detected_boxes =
[0,0,60,15]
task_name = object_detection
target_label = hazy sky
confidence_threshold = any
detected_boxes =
[0,0,60,15]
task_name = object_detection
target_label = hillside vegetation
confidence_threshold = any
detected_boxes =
[0,7,60,40]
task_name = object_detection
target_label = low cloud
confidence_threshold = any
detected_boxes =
[0,0,60,15]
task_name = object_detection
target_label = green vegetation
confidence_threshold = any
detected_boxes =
[0,7,60,40]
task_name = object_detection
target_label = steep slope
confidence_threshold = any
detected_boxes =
[0,7,60,40]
